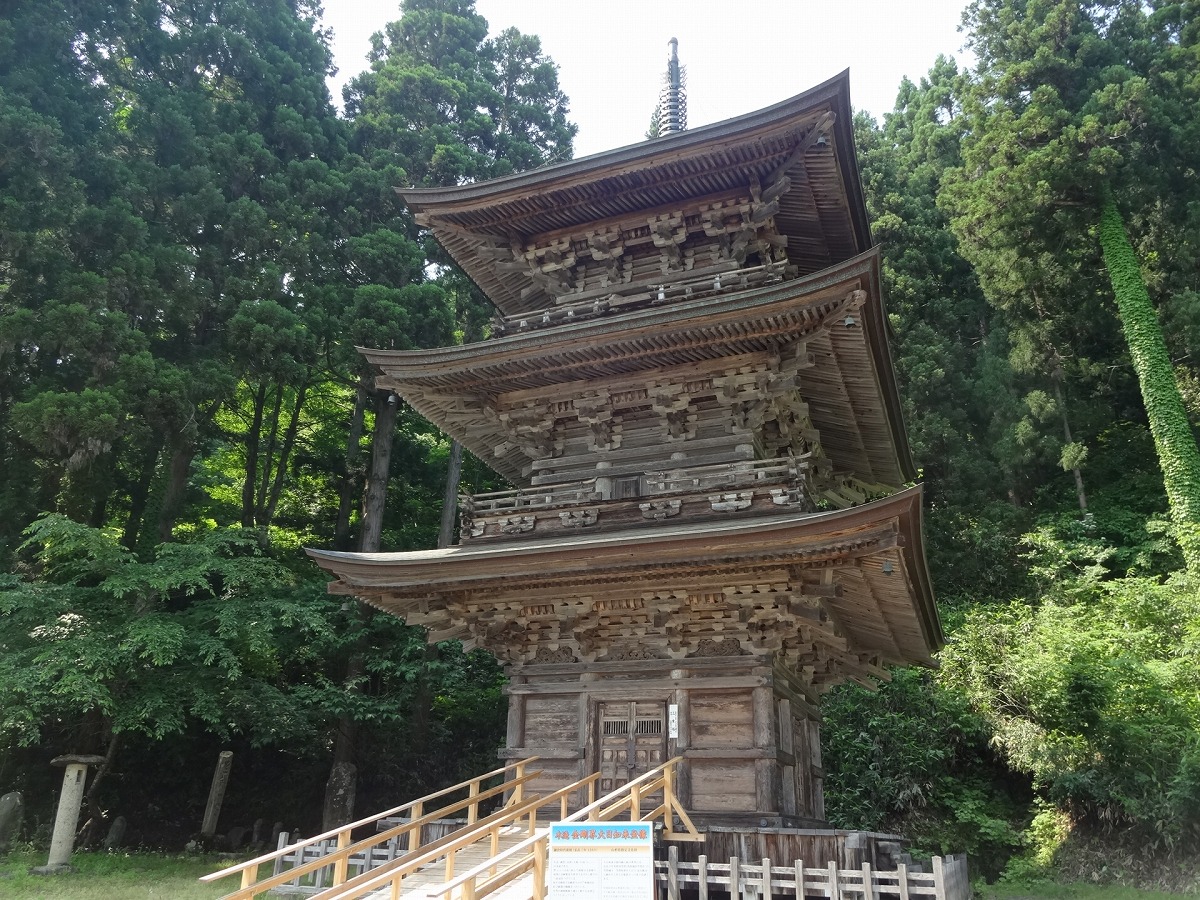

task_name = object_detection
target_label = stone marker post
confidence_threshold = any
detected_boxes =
[0,791,24,853]
[201,750,234,838]
[31,754,106,875]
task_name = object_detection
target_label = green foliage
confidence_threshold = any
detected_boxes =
[0,515,328,748]
[345,0,575,186]
[940,572,1200,854]
[823,669,1025,877]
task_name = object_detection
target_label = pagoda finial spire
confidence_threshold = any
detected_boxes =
[657,37,687,134]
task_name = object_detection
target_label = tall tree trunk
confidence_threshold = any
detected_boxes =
[78,729,121,848]
[255,382,286,523]
[438,440,464,549]
[1098,189,1200,572]
[1050,377,1087,512]
[334,377,370,551]
[322,644,364,832]
[263,380,308,527]
[358,389,399,553]
[241,381,268,527]
[157,440,195,543]
[323,387,398,828]
[122,439,162,550]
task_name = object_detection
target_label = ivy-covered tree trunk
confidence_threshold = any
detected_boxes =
[1098,190,1200,572]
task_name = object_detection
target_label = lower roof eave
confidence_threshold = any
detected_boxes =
[307,485,943,653]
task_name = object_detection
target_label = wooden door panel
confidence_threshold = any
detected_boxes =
[598,701,666,798]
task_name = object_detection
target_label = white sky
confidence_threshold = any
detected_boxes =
[321,0,973,158]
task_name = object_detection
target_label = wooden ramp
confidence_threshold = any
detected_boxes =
[355,825,537,900]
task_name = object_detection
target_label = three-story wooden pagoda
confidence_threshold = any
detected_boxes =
[309,71,942,829]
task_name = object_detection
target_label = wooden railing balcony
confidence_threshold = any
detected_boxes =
[459,455,815,543]
[491,260,793,336]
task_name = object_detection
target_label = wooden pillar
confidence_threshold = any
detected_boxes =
[505,676,527,752]
[777,697,797,817]
[673,681,691,808]
[752,684,776,815]
[809,718,825,820]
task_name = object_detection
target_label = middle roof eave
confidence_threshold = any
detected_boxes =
[360,248,915,483]
[362,249,880,384]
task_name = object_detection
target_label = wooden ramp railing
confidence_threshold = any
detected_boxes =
[308,757,700,900]
[431,757,703,900]
[200,758,542,900]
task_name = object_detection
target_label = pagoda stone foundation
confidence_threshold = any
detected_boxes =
[310,71,943,843]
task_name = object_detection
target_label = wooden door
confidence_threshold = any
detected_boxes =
[598,701,666,794]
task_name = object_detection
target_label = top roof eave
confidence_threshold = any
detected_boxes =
[395,69,868,245]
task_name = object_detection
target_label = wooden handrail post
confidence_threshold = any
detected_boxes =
[631,782,641,821]
[532,839,547,900]
[467,779,480,825]
[663,766,675,835]
[240,863,257,890]
[333,829,350,885]
[512,762,526,804]
[410,802,423,852]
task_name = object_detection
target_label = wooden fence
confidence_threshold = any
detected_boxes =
[655,847,970,900]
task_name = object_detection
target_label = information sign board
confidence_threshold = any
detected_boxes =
[547,821,654,899]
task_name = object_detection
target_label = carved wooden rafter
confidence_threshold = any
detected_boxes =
[649,380,697,441]
[486,400,556,460]
[494,175,800,307]
[572,389,622,452]
[431,571,863,675]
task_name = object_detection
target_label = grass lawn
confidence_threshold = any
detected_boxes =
[0,851,241,899]
[1,850,1194,899]
[980,882,1195,900]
